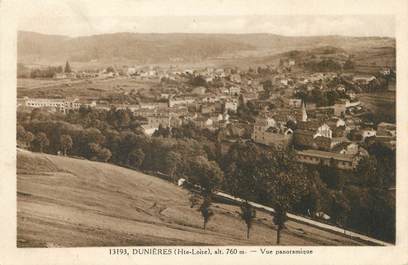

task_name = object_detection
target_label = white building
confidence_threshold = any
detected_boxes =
[251,116,293,147]
[127,67,137,75]
[314,124,333,139]
[360,128,377,140]
[227,86,241,95]
[169,97,195,108]
[224,100,238,112]
[20,97,81,113]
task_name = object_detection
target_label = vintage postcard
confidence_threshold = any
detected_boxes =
[0,0,407,264]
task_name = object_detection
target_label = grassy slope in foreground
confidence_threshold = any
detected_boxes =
[17,150,363,247]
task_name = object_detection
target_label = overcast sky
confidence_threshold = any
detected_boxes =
[17,0,395,37]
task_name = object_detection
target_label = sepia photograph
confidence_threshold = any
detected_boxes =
[11,1,398,249]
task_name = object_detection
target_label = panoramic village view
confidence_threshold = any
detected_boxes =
[16,27,396,247]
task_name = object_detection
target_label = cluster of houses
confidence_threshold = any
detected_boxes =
[19,63,396,172]
[248,97,395,170]
[52,65,249,82]
[54,69,115,80]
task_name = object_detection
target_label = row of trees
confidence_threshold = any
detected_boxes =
[220,142,324,242]
[18,61,72,79]
[303,58,343,72]
[294,86,350,107]
[185,142,313,243]
[17,125,72,155]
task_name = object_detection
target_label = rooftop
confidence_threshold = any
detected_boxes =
[297,149,355,162]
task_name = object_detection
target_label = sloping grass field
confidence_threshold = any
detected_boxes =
[17,150,364,247]
[359,91,396,122]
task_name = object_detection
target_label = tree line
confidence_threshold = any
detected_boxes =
[17,61,72,78]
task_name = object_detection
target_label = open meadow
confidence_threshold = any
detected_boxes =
[359,91,396,122]
[17,150,366,247]
[17,78,159,99]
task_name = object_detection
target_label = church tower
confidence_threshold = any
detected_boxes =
[301,100,308,122]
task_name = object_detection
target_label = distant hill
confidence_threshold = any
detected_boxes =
[18,31,395,66]
[17,150,364,247]
[18,31,254,65]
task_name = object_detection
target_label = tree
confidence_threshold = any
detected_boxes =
[64,61,72,73]
[355,156,379,187]
[60,134,73,156]
[98,147,112,162]
[318,162,344,190]
[262,80,273,92]
[367,142,396,188]
[17,63,30,78]
[266,150,309,245]
[286,119,297,131]
[24,131,35,150]
[17,125,35,149]
[190,75,207,87]
[152,124,170,138]
[106,66,115,73]
[224,143,283,238]
[188,156,223,196]
[35,132,49,153]
[199,196,214,230]
[344,185,395,242]
[223,142,282,204]
[127,148,145,169]
[273,205,287,245]
[268,173,301,245]
[187,156,223,230]
[329,192,351,233]
[343,59,355,70]
[240,201,256,239]
[304,58,342,72]
[162,151,182,182]
[223,142,259,192]
[88,143,112,162]
[367,189,395,242]
[17,125,27,145]
[56,65,63,73]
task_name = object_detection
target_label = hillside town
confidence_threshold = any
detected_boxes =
[11,0,404,251]
[14,34,398,249]
[18,59,396,172]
